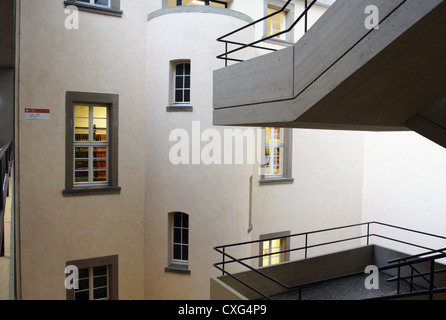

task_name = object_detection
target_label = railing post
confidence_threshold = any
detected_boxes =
[367,222,370,245]
[222,247,226,276]
[429,259,435,300]
[304,233,308,259]
[225,42,228,67]
[397,266,401,294]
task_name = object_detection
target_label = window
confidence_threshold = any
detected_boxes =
[166,212,190,274]
[260,127,293,184]
[167,0,227,8]
[259,231,290,267]
[174,62,191,104]
[264,127,284,177]
[64,0,122,17]
[76,0,111,7]
[267,6,286,39]
[167,61,193,112]
[74,105,109,185]
[263,0,295,42]
[66,255,118,300]
[64,92,120,197]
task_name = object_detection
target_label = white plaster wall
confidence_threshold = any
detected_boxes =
[251,129,366,261]
[145,9,256,300]
[18,0,147,299]
[362,132,446,255]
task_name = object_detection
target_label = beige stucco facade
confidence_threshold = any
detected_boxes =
[12,0,446,300]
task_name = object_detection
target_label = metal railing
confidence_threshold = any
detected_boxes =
[217,0,318,66]
[377,248,446,300]
[213,221,446,300]
[0,141,13,257]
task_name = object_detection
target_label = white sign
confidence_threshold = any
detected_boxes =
[25,108,50,120]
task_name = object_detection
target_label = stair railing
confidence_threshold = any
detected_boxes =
[217,0,318,66]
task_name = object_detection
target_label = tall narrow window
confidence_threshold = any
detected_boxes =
[174,62,191,105]
[262,238,285,266]
[166,212,191,274]
[259,231,290,267]
[267,6,286,39]
[64,91,120,197]
[73,105,109,185]
[173,212,189,264]
[264,127,284,177]
[74,105,109,185]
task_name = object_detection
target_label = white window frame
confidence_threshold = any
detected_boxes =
[173,62,191,105]
[74,104,109,187]
[172,212,189,266]
[267,5,287,40]
[75,266,110,300]
[264,127,285,178]
[77,0,111,8]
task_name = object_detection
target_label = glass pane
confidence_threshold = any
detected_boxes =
[93,266,107,276]
[95,0,109,6]
[78,268,89,278]
[185,63,190,75]
[93,147,107,159]
[75,105,89,118]
[94,171,107,182]
[182,229,188,244]
[93,159,106,170]
[94,276,107,288]
[183,214,189,228]
[184,76,190,88]
[174,228,181,244]
[93,119,107,142]
[75,147,89,159]
[183,0,204,5]
[94,287,108,300]
[174,213,182,227]
[210,2,226,8]
[75,160,88,171]
[75,171,89,183]
[93,106,107,118]
[173,244,181,260]
[78,278,89,291]
[93,118,107,130]
[182,245,188,261]
[184,90,190,102]
[176,76,184,89]
[176,63,184,75]
[175,90,183,103]
[75,118,89,129]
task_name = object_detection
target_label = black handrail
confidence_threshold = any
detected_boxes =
[217,0,318,66]
[0,141,13,257]
[213,221,446,300]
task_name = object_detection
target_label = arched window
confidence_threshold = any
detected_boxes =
[166,212,190,274]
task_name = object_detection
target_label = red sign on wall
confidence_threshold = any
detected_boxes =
[25,108,50,120]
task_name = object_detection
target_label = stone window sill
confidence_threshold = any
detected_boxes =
[63,186,121,197]
[165,264,191,275]
[259,177,294,185]
[166,105,193,112]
